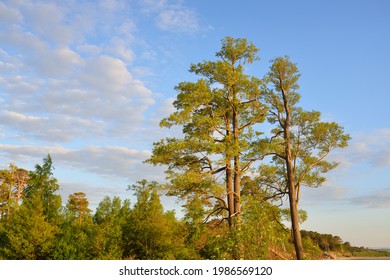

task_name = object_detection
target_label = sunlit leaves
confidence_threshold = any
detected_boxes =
[66,192,91,225]
[263,56,350,192]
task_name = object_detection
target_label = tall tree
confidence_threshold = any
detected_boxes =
[124,180,182,259]
[261,56,350,259]
[0,169,13,221]
[53,211,96,260]
[147,37,267,232]
[0,194,59,259]
[0,165,28,221]
[93,196,130,259]
[10,164,28,205]
[67,192,91,225]
[24,154,62,224]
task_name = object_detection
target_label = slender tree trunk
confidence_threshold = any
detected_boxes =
[286,138,304,259]
[288,177,304,259]
[16,172,26,202]
[233,115,241,225]
[226,161,234,228]
[232,84,241,226]
[226,116,234,228]
[286,135,304,259]
[232,86,243,260]
[7,184,12,222]
[233,155,240,222]
[282,87,304,260]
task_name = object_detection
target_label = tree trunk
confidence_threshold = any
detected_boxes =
[16,172,27,202]
[231,82,241,226]
[282,86,304,260]
[226,116,234,227]
[7,184,12,222]
[288,182,304,259]
[285,137,304,259]
[233,155,240,223]
[226,161,234,228]
[233,109,241,225]
[232,87,242,260]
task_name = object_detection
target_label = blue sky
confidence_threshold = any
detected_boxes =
[0,0,389,248]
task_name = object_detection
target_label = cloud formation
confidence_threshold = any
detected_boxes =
[139,0,201,33]
[0,0,204,146]
[0,1,163,144]
[333,128,390,168]
[0,0,200,196]
[300,128,390,208]
[350,188,390,208]
[0,143,165,182]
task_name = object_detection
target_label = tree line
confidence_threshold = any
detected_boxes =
[0,155,290,259]
[2,156,387,260]
[1,37,352,259]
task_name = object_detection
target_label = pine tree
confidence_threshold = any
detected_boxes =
[261,56,350,259]
[1,195,59,259]
[147,37,267,237]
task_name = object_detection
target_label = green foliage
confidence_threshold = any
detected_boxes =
[280,208,308,224]
[1,195,59,259]
[0,164,28,221]
[93,196,129,259]
[53,216,96,260]
[299,230,390,259]
[123,180,185,259]
[25,155,62,224]
[302,236,323,259]
[0,168,13,220]
[240,196,292,259]
[301,230,344,252]
[67,192,91,225]
[349,247,390,257]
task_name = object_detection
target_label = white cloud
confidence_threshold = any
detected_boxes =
[109,37,136,62]
[22,2,64,28]
[99,0,124,10]
[0,144,165,181]
[138,0,168,13]
[299,128,390,210]
[116,20,137,35]
[0,2,23,23]
[146,97,176,128]
[0,0,202,194]
[139,0,201,33]
[0,25,46,54]
[35,47,83,77]
[77,44,102,56]
[335,128,390,168]
[1,17,154,141]
[0,26,82,78]
[300,178,349,206]
[0,107,107,143]
[80,55,134,93]
[1,110,44,123]
[351,191,390,208]
[156,8,199,32]
[22,2,66,40]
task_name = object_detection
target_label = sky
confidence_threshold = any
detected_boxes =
[0,0,389,248]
